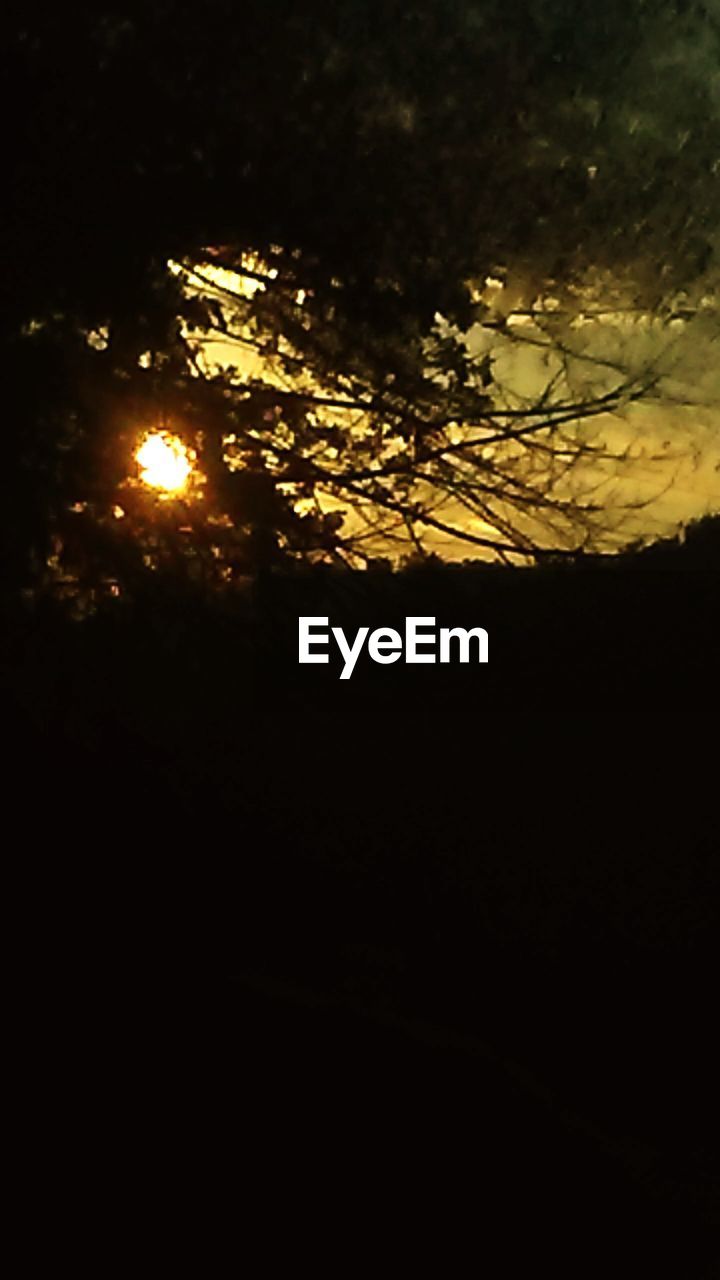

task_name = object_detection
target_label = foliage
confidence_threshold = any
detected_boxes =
[5,1,720,600]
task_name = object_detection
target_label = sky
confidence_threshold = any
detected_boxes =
[177,261,720,561]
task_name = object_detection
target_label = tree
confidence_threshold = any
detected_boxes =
[5,1,720,601]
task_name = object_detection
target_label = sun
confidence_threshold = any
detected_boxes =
[136,431,193,493]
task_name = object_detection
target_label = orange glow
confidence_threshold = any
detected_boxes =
[136,431,193,493]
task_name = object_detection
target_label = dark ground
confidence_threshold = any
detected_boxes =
[4,554,719,1272]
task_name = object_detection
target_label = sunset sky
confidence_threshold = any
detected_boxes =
[178,261,720,560]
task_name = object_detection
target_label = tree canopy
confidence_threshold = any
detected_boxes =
[5,1,720,600]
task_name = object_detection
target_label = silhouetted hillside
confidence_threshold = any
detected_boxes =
[615,512,720,568]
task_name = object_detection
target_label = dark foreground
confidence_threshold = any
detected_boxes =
[4,556,719,1272]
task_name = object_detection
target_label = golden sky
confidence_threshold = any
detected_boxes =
[176,261,720,560]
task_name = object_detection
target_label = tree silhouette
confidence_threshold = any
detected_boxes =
[5,1,719,600]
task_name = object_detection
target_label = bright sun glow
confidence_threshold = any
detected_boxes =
[136,432,193,492]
